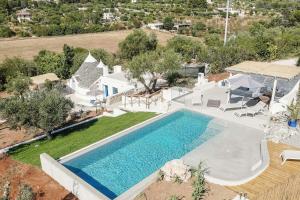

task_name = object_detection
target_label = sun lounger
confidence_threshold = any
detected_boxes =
[207,99,221,108]
[234,101,266,117]
[280,150,300,165]
[219,101,246,112]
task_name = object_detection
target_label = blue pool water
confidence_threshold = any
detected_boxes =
[63,110,220,199]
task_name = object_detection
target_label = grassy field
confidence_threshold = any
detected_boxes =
[0,29,175,62]
[9,112,157,166]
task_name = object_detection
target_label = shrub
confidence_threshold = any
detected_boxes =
[0,25,15,38]
[157,170,164,181]
[192,163,209,200]
[16,184,35,200]
[169,195,182,200]
[174,175,183,184]
[163,16,174,31]
[1,182,10,200]
[166,72,182,86]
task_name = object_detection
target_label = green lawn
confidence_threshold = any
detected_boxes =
[9,112,157,166]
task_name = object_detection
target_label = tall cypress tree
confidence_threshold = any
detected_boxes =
[61,44,74,79]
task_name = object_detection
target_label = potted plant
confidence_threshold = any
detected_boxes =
[288,101,299,128]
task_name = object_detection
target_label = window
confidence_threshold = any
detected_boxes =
[112,87,118,94]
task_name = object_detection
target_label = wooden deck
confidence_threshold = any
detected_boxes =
[228,142,300,199]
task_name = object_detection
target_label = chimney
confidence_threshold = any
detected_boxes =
[113,65,122,73]
[103,65,109,76]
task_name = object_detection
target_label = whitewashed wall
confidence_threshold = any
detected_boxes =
[40,153,109,200]
[101,77,134,97]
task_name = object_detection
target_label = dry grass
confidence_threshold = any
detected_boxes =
[203,16,269,33]
[0,29,175,62]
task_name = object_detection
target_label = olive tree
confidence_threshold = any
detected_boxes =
[0,89,73,139]
[119,29,157,60]
[0,57,37,90]
[167,36,207,62]
[125,48,181,93]
[6,73,31,96]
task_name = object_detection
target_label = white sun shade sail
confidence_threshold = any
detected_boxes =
[228,74,264,90]
[226,61,300,80]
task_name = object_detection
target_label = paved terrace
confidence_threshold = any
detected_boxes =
[169,86,273,186]
[172,86,270,131]
[182,118,265,184]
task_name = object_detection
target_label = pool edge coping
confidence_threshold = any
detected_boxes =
[52,108,269,199]
[57,109,182,199]
[58,108,212,199]
[59,110,177,163]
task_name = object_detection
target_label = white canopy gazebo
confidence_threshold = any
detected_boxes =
[227,74,265,104]
[226,61,300,110]
[229,74,264,89]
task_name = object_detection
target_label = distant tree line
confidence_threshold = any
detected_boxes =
[0,0,298,38]
[0,17,299,92]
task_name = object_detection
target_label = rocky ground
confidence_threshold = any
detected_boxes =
[0,156,77,200]
[135,177,236,200]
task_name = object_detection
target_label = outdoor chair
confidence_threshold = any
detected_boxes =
[207,99,221,108]
[219,101,246,112]
[280,150,300,165]
[234,101,267,117]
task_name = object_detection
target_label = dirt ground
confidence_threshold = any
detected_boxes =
[0,156,236,200]
[0,91,11,99]
[0,126,35,149]
[0,156,77,200]
[0,109,102,149]
[135,177,236,200]
[207,72,230,82]
[0,29,175,62]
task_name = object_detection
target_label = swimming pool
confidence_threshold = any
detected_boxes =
[62,110,221,199]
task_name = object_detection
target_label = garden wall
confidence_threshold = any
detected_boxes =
[40,153,109,200]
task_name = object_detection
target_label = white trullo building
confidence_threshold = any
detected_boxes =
[68,53,108,101]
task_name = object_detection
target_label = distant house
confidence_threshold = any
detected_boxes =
[16,8,31,23]
[33,0,59,2]
[146,21,191,32]
[30,73,59,90]
[67,53,106,99]
[103,12,114,21]
[173,22,192,31]
[131,0,137,3]
[145,22,164,30]
[78,7,88,11]
[67,53,161,107]
[217,7,244,16]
